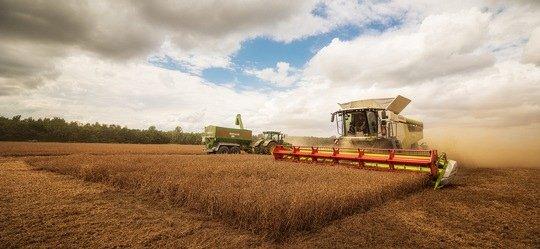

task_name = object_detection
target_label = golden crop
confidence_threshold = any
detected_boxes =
[0,141,204,156]
[27,154,428,240]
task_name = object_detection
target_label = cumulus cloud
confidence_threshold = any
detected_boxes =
[136,0,312,39]
[0,54,268,131]
[0,0,160,59]
[0,0,91,44]
[0,0,310,91]
[0,0,161,94]
[0,41,64,95]
[294,4,539,133]
[151,0,411,74]
[0,0,418,90]
[245,62,300,87]
[138,0,317,71]
[306,8,496,86]
[405,61,540,127]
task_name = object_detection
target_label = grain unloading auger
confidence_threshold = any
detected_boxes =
[272,145,457,189]
[272,95,458,189]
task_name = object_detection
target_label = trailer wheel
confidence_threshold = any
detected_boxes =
[230,146,240,154]
[217,146,229,154]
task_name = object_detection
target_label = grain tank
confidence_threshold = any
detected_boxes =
[203,114,252,154]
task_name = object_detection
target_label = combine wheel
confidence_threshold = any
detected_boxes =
[378,139,394,149]
[253,146,261,154]
[230,146,240,154]
[266,142,277,155]
[217,146,229,154]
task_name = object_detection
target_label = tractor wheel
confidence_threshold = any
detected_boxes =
[217,146,229,154]
[266,142,277,155]
[230,146,240,154]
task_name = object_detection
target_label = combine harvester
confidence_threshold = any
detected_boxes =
[272,96,458,189]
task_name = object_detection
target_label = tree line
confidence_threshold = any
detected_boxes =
[0,115,202,144]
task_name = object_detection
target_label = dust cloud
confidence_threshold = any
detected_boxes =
[285,125,540,168]
[424,126,540,168]
[284,136,335,147]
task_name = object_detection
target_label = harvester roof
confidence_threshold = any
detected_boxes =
[338,95,411,114]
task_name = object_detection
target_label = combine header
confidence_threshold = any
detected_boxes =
[273,145,457,188]
[273,96,458,189]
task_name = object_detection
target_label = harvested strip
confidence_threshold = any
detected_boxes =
[0,141,204,156]
[26,154,429,240]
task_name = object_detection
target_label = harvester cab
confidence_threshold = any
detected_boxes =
[273,95,459,189]
[331,95,422,149]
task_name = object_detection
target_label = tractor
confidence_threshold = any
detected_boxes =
[252,131,290,155]
[203,115,288,155]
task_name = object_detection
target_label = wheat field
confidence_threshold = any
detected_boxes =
[26,154,428,239]
[3,142,538,247]
[0,141,204,156]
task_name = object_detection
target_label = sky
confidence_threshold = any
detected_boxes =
[0,0,539,142]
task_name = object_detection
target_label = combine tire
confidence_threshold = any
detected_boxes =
[217,146,229,154]
[266,142,277,155]
[253,146,261,154]
[230,146,240,154]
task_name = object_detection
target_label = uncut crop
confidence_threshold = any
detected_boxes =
[26,154,428,240]
[0,141,204,156]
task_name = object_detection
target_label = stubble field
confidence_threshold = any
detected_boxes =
[1,142,538,248]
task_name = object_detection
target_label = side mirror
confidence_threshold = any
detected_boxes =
[331,113,335,122]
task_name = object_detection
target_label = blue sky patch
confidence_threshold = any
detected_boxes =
[311,2,328,18]
[148,55,192,73]
[201,67,269,90]
[232,24,363,71]
[150,16,404,90]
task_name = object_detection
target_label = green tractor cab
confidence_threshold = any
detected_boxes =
[253,131,290,155]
